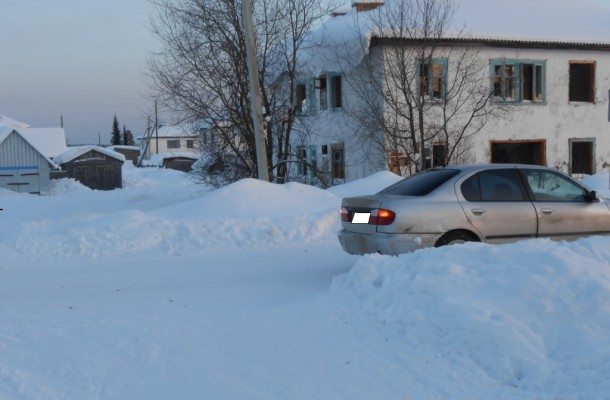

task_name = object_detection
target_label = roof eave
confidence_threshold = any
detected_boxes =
[369,36,610,52]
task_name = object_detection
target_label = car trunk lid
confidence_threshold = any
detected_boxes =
[340,195,384,234]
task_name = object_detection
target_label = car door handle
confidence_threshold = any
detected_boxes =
[541,208,555,215]
[471,208,486,215]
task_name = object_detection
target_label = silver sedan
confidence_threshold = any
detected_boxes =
[338,164,610,255]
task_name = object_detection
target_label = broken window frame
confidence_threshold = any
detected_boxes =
[295,82,308,115]
[418,58,448,101]
[316,75,328,111]
[490,59,546,103]
[331,143,345,180]
[315,73,343,112]
[423,143,447,169]
[295,79,316,115]
[388,151,408,174]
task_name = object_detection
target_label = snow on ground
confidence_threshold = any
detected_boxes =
[2,166,610,399]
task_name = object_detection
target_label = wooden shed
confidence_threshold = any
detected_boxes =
[163,155,198,172]
[0,127,56,194]
[54,146,125,190]
[108,145,140,164]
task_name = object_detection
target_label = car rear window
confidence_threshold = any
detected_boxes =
[378,169,460,196]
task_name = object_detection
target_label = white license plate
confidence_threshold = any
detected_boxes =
[351,212,370,224]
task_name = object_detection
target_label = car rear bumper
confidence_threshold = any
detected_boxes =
[337,229,440,255]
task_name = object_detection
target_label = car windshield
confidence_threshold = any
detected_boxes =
[378,168,460,196]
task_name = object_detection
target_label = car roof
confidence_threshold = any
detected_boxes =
[438,163,554,173]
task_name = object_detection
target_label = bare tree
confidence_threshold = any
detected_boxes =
[146,0,329,186]
[342,0,508,174]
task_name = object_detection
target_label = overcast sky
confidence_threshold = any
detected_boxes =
[1,0,609,145]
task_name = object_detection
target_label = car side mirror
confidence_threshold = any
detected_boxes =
[587,190,598,202]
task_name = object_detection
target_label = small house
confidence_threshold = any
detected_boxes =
[0,126,58,194]
[138,124,200,162]
[54,146,125,190]
[108,145,140,164]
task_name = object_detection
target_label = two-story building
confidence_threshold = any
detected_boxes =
[294,0,610,184]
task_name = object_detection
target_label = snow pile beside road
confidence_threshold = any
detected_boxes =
[332,237,610,396]
[0,171,344,259]
[0,166,404,259]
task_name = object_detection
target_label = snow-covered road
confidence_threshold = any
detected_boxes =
[2,166,610,399]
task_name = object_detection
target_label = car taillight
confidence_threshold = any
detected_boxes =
[340,206,350,222]
[369,209,395,225]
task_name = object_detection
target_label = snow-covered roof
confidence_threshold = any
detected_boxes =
[0,126,14,144]
[0,114,30,129]
[301,0,610,75]
[156,124,199,138]
[108,145,140,151]
[54,145,126,165]
[0,114,67,158]
[20,128,67,159]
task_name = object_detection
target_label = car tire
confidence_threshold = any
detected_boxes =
[435,231,478,247]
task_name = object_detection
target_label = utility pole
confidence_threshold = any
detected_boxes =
[155,100,159,155]
[242,0,270,181]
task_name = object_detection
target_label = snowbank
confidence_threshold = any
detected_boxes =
[332,237,610,395]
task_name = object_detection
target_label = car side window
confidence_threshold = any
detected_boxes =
[461,169,526,202]
[521,169,587,202]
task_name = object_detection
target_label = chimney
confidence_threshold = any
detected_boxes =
[352,1,384,12]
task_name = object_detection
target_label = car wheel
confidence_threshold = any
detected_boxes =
[436,231,478,247]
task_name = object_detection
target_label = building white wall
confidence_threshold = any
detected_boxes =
[140,135,200,159]
[471,46,610,174]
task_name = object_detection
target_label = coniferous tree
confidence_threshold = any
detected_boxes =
[122,125,134,145]
[111,115,121,145]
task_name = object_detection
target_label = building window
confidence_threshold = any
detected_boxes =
[318,75,327,110]
[570,139,595,175]
[186,139,194,149]
[167,139,180,149]
[295,83,307,114]
[296,146,307,176]
[423,144,447,169]
[388,151,408,174]
[521,64,544,102]
[330,74,342,109]
[569,61,595,103]
[420,59,447,100]
[491,60,545,103]
[331,143,345,179]
[490,140,546,165]
[493,64,516,101]
[308,146,317,176]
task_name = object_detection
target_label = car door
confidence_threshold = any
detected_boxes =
[457,168,538,243]
[519,168,610,240]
